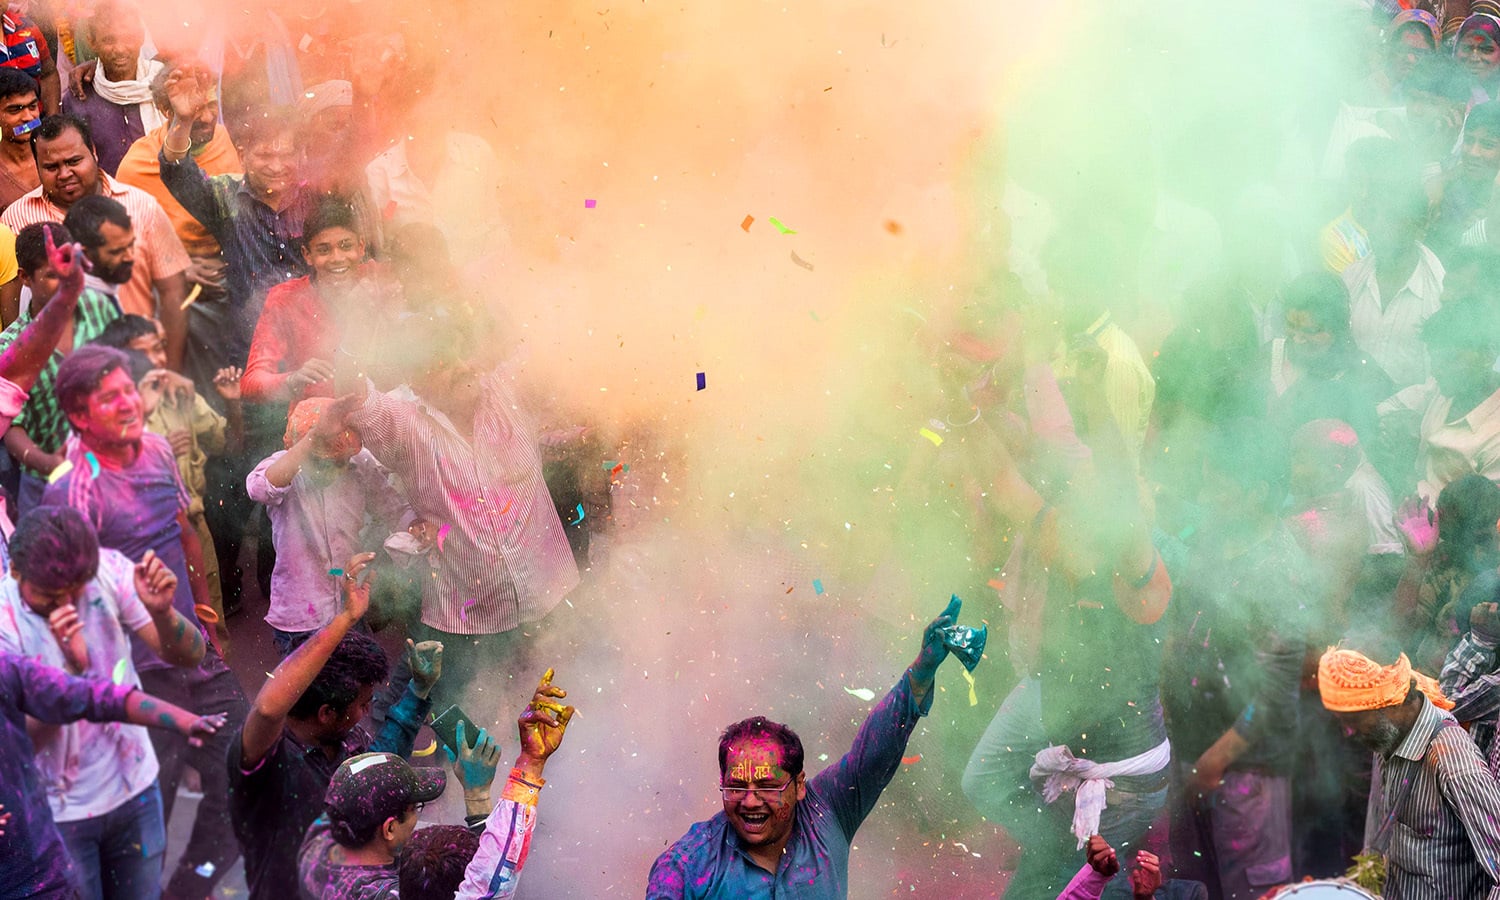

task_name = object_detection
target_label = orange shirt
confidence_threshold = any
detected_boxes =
[116,124,242,258]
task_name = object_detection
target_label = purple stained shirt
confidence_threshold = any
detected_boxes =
[645,671,931,900]
[61,85,145,177]
[43,433,199,673]
[0,652,135,899]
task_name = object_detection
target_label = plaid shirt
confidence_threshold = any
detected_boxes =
[1440,631,1500,776]
[0,286,121,473]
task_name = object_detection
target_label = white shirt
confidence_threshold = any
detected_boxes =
[1380,379,1500,503]
[365,131,506,263]
[0,549,158,821]
[1343,243,1445,390]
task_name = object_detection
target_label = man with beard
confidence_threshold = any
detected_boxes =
[1,116,189,347]
[1319,640,1500,900]
[0,219,119,513]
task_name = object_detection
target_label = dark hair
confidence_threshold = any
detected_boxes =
[397,825,480,900]
[287,629,390,720]
[718,717,804,779]
[54,344,130,418]
[1203,417,1291,513]
[1281,271,1352,339]
[9,506,100,591]
[1437,473,1500,566]
[87,0,142,37]
[31,113,94,162]
[1467,101,1500,139]
[62,194,131,250]
[0,68,38,105]
[302,200,359,248]
[1422,294,1500,353]
[94,314,160,351]
[1407,55,1471,104]
[228,107,298,153]
[15,222,71,275]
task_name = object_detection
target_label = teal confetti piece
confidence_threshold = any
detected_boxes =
[569,504,586,525]
[85,451,100,478]
[328,568,344,577]
[813,579,825,595]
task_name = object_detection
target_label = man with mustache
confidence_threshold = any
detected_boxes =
[1320,641,1500,899]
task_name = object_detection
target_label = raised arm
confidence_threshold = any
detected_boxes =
[239,552,373,768]
[128,548,205,667]
[0,231,84,395]
[157,66,231,233]
[5,650,224,743]
[1441,605,1500,724]
[456,670,575,900]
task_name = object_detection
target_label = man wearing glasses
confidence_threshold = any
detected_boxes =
[646,599,968,898]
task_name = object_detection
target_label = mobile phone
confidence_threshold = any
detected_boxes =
[428,703,481,755]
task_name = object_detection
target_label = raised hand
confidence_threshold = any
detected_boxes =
[1396,497,1440,556]
[162,65,212,122]
[454,719,501,792]
[43,225,88,301]
[213,367,243,401]
[184,711,228,748]
[339,552,376,622]
[910,595,961,683]
[133,549,179,617]
[1129,850,1162,899]
[517,668,575,762]
[1085,834,1120,878]
[406,638,443,698]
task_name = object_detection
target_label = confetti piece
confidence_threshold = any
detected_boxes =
[194,604,220,625]
[987,579,1005,591]
[844,687,876,702]
[813,578,825,595]
[85,452,99,478]
[901,754,922,765]
[46,460,74,483]
[584,198,596,208]
[740,214,754,232]
[818,753,829,761]
[884,219,903,235]
[695,372,706,391]
[112,658,129,685]
[569,503,586,525]
[179,283,203,311]
[328,568,344,577]
[460,598,477,622]
[918,427,944,447]
[411,739,439,757]
[962,668,978,707]
[768,216,796,234]
[790,251,814,272]
[436,523,451,552]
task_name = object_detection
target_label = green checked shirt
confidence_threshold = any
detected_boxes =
[0,286,121,473]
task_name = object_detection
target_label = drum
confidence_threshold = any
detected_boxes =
[1276,880,1380,899]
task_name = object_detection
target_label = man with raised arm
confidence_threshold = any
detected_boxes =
[228,550,444,900]
[646,598,968,899]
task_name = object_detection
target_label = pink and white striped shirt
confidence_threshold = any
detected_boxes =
[348,369,578,634]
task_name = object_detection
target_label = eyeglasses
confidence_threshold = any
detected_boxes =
[719,780,794,803]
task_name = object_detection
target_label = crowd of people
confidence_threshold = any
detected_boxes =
[27,0,1500,898]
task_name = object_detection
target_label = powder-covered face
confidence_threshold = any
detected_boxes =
[720,737,805,853]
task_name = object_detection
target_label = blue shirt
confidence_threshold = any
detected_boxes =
[157,149,313,363]
[646,672,931,899]
[0,652,135,900]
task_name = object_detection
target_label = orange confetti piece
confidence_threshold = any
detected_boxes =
[987,579,1005,591]
[740,214,754,232]
[901,754,922,765]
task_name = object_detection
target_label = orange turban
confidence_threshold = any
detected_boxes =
[284,397,362,459]
[1318,647,1455,712]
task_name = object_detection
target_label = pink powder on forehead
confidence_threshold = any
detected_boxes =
[1327,425,1358,447]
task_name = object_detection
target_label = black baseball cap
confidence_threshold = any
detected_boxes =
[324,752,447,845]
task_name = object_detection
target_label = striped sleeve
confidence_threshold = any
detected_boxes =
[455,795,538,900]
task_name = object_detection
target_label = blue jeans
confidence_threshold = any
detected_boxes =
[961,676,1168,899]
[271,626,317,657]
[56,781,166,900]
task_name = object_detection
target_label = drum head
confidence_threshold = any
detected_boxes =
[1277,881,1380,899]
